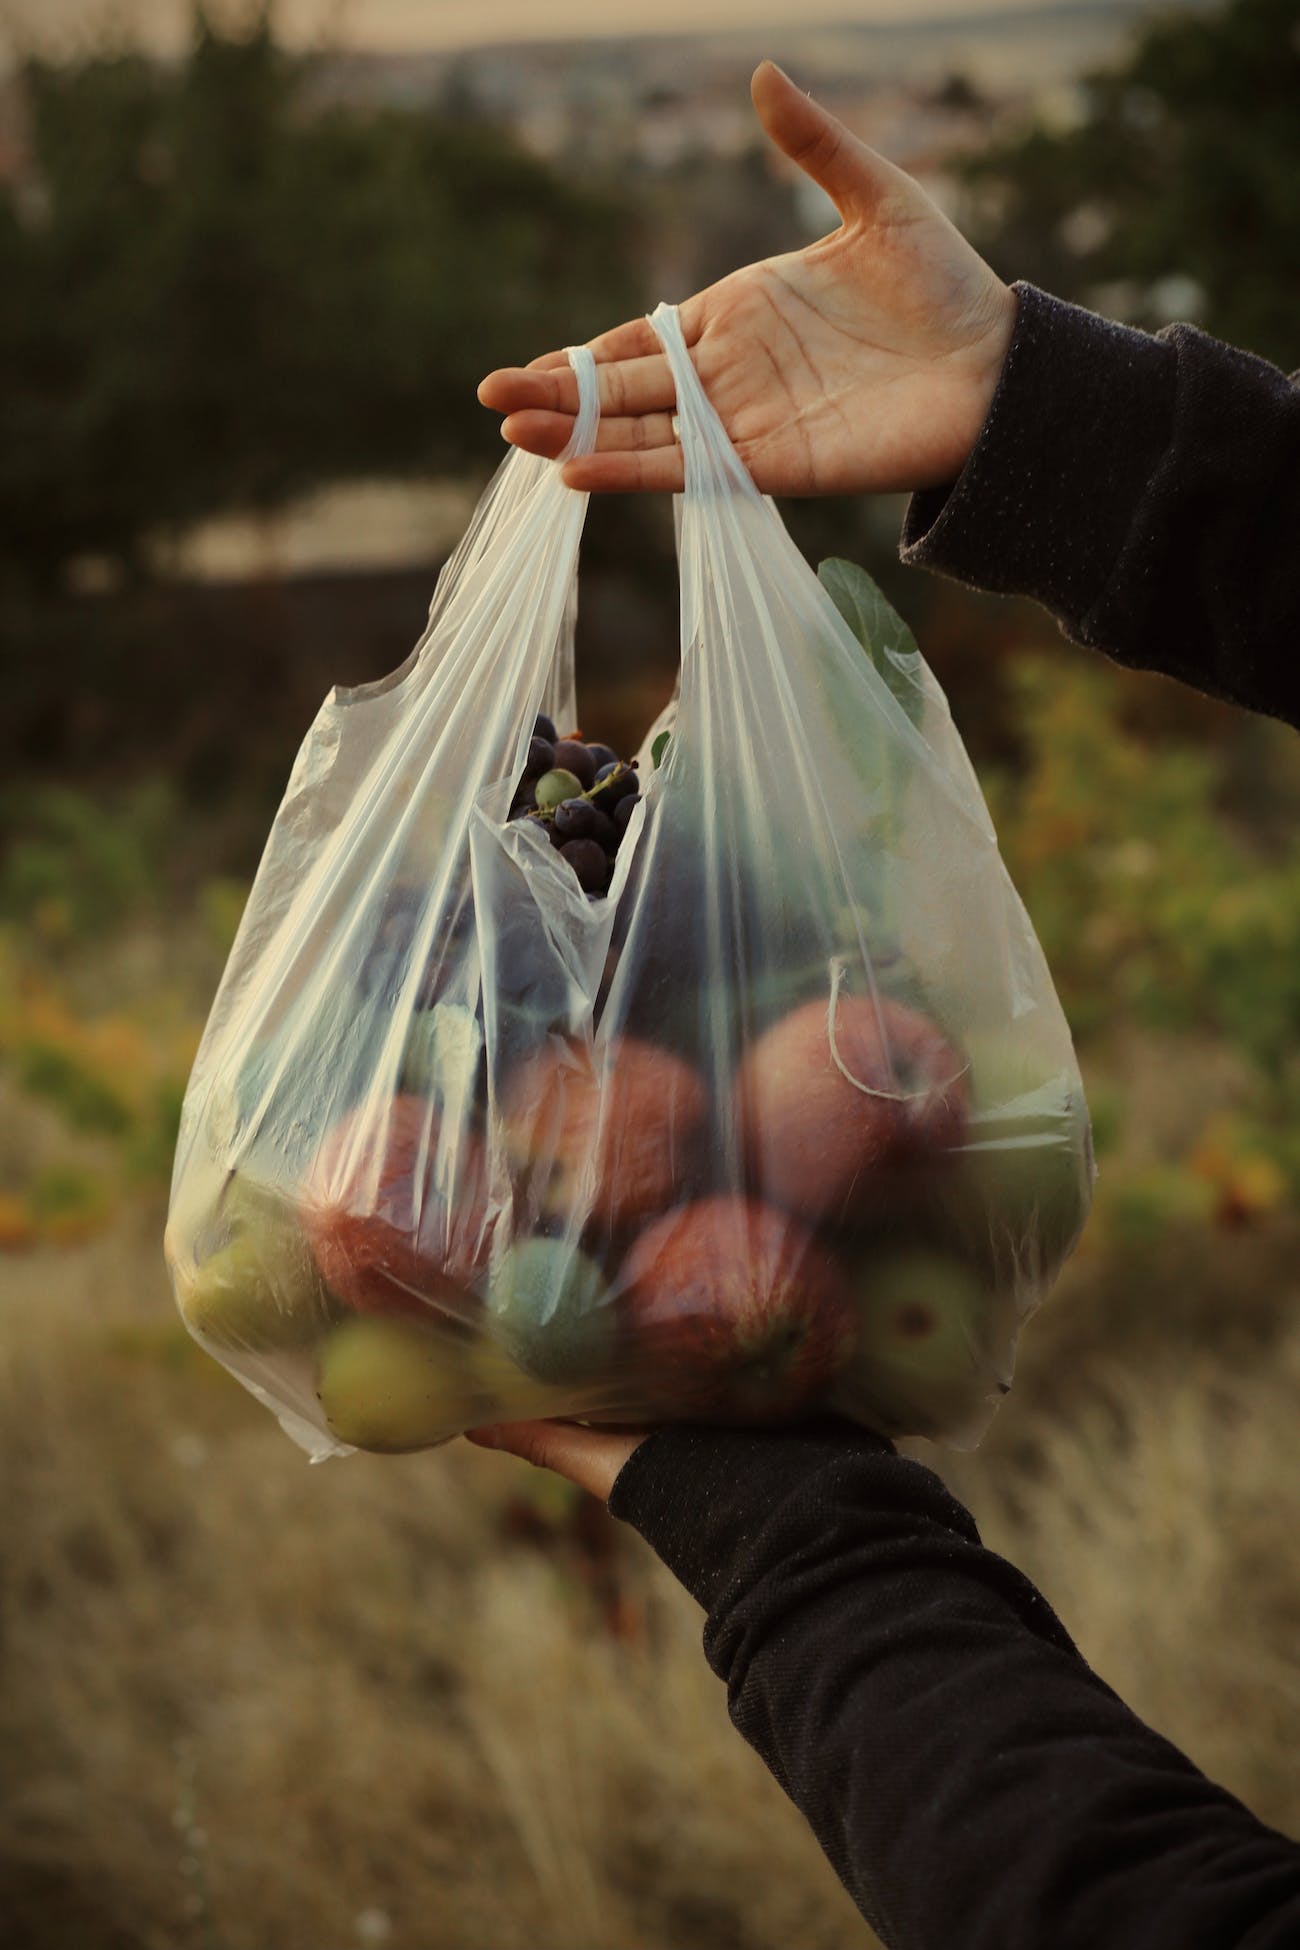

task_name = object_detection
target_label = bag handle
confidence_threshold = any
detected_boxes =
[559,343,601,463]
[647,302,757,502]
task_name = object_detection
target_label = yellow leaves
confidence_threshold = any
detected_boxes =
[0,1192,37,1250]
[0,939,201,1249]
[1188,1117,1288,1230]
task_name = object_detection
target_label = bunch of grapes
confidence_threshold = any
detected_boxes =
[509,713,643,896]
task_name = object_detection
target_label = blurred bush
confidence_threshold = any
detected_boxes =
[0,9,641,595]
[958,0,1300,368]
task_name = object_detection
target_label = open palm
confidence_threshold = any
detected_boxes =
[477,62,1016,499]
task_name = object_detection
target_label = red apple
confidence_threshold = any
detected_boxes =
[735,993,968,1224]
[620,1194,857,1421]
[501,1035,707,1232]
[301,1094,494,1320]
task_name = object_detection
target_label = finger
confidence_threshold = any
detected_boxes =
[515,318,664,373]
[480,352,677,421]
[751,59,898,225]
[512,299,706,378]
[584,295,706,362]
[465,1419,646,1502]
[499,409,575,459]
[500,408,680,461]
[560,447,685,495]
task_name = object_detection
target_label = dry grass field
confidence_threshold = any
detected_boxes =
[4,1186,1300,1950]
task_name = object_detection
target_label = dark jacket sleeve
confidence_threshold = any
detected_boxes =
[608,1421,1300,1950]
[901,284,1300,731]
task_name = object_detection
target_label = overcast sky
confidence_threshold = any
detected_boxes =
[3,0,1121,59]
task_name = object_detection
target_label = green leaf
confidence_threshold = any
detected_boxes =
[651,730,671,770]
[818,557,926,731]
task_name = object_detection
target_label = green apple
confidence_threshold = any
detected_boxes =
[945,1030,1094,1279]
[317,1316,557,1452]
[832,1247,1001,1440]
[486,1238,612,1386]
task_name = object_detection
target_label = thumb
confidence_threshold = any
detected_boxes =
[465,1418,647,1503]
[751,59,887,225]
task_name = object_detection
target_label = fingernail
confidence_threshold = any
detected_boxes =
[466,1425,501,1449]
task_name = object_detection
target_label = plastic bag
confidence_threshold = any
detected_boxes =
[165,303,1093,1460]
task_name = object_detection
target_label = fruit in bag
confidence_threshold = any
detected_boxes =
[165,309,1091,1459]
[832,1247,1001,1440]
[501,1036,709,1232]
[736,993,969,1224]
[177,1174,331,1352]
[486,1238,614,1386]
[621,1195,857,1421]
[317,1316,553,1452]
[301,1095,494,1322]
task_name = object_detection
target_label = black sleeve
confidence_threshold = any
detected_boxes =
[900,283,1300,731]
[608,1421,1300,1950]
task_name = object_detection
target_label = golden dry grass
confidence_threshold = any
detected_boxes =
[3,1203,1299,1950]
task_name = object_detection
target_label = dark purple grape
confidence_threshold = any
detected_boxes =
[613,792,641,834]
[510,779,538,815]
[586,743,619,772]
[554,798,617,848]
[525,736,555,778]
[551,739,596,790]
[534,712,557,744]
[559,838,610,893]
[592,761,638,805]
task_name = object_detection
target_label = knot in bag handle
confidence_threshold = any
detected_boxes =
[647,301,757,503]
[559,343,600,464]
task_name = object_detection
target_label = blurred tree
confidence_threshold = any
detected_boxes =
[0,6,642,592]
[958,0,1300,369]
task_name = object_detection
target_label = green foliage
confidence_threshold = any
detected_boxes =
[15,1038,134,1135]
[0,10,641,590]
[27,1161,112,1229]
[124,1074,187,1185]
[959,0,1300,367]
[0,780,176,938]
[987,653,1300,1211]
[200,876,252,955]
[991,656,1300,1060]
[817,556,925,731]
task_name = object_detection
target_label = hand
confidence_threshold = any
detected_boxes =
[465,1420,650,1503]
[477,61,1016,499]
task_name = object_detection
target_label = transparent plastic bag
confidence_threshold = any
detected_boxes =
[165,304,1093,1460]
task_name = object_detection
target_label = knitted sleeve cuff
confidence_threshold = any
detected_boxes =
[607,1418,896,1615]
[901,282,1178,638]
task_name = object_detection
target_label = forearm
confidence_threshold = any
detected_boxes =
[609,1422,1300,1950]
[901,285,1300,730]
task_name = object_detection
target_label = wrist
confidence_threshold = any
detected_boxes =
[951,281,1017,481]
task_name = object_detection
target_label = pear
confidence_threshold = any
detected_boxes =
[317,1317,559,1453]
[486,1238,612,1386]
[317,1317,476,1452]
[178,1228,328,1353]
[177,1171,332,1352]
